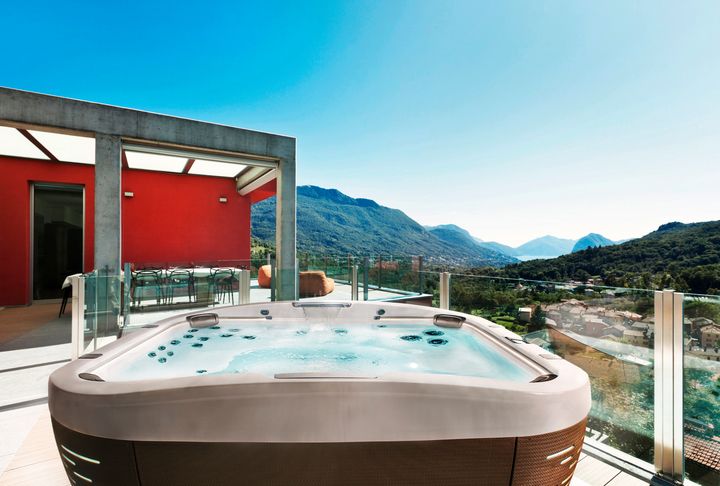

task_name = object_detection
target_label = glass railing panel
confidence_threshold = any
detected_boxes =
[373,256,418,294]
[301,255,351,283]
[363,256,424,301]
[448,274,656,464]
[367,255,410,300]
[237,258,274,303]
[682,293,720,486]
[296,255,427,302]
[122,262,252,328]
[298,255,349,300]
[83,272,123,352]
[418,270,440,307]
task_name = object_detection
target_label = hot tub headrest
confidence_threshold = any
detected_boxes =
[186,313,219,328]
[433,314,466,328]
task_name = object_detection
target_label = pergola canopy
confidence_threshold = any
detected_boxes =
[0,126,260,179]
[0,87,296,301]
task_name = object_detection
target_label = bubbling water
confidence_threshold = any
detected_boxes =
[102,322,535,383]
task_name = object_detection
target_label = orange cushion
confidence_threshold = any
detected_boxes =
[299,271,335,297]
[258,265,272,288]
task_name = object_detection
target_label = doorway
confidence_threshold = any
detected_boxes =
[32,184,84,300]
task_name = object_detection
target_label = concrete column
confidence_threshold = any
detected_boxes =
[94,134,122,274]
[275,153,297,300]
[93,134,122,337]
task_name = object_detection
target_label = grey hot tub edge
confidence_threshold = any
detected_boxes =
[49,301,591,486]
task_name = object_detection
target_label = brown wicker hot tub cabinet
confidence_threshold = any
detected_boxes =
[52,417,587,486]
[511,418,587,486]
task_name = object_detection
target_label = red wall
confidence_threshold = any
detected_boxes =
[121,169,251,266]
[0,156,95,306]
[0,157,269,306]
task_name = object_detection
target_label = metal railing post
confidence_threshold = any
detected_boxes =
[270,259,276,302]
[347,255,352,286]
[363,257,369,301]
[239,269,251,304]
[418,256,424,294]
[70,275,85,360]
[652,290,684,484]
[378,256,383,290]
[121,262,131,332]
[439,272,451,309]
[351,265,359,301]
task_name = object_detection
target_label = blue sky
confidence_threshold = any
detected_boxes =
[3,1,719,246]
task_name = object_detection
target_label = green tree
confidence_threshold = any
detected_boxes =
[529,305,546,332]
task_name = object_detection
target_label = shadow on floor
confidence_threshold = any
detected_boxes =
[0,304,71,352]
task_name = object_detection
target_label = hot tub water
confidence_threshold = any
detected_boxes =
[101,322,535,382]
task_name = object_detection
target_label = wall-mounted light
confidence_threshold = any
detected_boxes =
[124,191,134,198]
[218,196,228,203]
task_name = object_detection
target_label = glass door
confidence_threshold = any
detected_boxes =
[32,184,84,300]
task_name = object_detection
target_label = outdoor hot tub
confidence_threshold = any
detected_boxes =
[49,301,590,485]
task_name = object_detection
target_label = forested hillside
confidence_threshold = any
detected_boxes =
[252,186,516,267]
[498,221,720,294]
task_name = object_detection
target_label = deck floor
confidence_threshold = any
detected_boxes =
[0,405,68,485]
[0,406,649,486]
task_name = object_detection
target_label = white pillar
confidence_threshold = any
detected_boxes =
[70,275,85,360]
[653,290,684,483]
[439,272,451,309]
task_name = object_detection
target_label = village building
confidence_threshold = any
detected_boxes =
[623,329,646,346]
[700,324,720,350]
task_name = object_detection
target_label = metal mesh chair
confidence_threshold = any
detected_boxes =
[131,270,164,307]
[166,269,195,304]
[210,268,236,305]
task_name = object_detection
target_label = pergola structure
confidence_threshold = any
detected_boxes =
[0,87,297,300]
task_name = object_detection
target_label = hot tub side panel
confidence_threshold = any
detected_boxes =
[52,418,140,486]
[52,418,587,486]
[511,418,587,486]
[134,437,516,485]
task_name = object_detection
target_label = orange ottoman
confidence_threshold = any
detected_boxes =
[299,271,335,298]
[258,265,272,289]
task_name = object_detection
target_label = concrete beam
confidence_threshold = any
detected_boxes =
[94,134,122,275]
[237,168,277,196]
[0,87,294,160]
[236,166,270,191]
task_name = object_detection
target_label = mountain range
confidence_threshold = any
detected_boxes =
[500,221,720,294]
[477,234,619,259]
[251,186,517,267]
[251,185,720,292]
[252,185,619,265]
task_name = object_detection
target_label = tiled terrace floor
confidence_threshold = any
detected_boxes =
[0,405,68,485]
[0,405,649,486]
